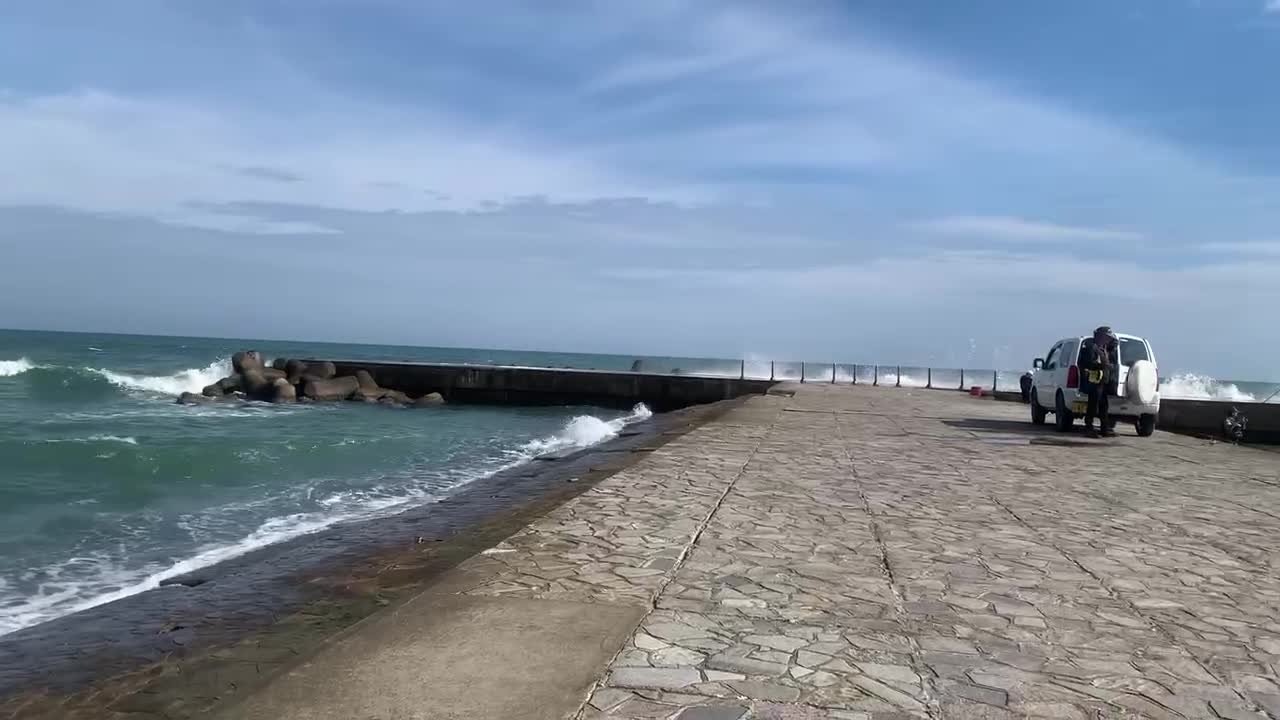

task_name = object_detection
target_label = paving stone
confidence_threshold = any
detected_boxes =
[705,655,789,677]
[652,646,707,668]
[725,680,801,703]
[590,688,636,711]
[675,705,750,720]
[610,667,703,691]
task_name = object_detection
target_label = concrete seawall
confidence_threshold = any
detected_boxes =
[312,361,777,412]
[1158,398,1280,444]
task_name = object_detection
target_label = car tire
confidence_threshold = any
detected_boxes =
[1137,413,1156,437]
[1031,390,1047,425]
[1054,391,1074,432]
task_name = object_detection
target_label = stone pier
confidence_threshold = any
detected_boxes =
[219,384,1280,720]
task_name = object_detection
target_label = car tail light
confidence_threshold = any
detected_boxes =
[1067,365,1079,389]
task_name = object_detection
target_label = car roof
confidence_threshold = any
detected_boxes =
[1062,333,1148,343]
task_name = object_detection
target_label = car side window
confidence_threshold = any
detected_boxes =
[1044,343,1060,370]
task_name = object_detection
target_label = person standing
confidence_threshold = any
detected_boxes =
[1078,326,1119,438]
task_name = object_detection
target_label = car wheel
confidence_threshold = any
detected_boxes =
[1031,390,1047,425]
[1137,413,1156,437]
[1054,391,1074,432]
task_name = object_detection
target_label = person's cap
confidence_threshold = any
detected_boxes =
[1094,325,1113,336]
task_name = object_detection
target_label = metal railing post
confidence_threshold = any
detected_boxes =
[740,359,745,380]
[852,364,857,385]
[770,361,774,381]
[831,364,836,384]
[873,365,879,386]
[896,366,902,388]
[960,369,966,390]
[801,362,805,383]
[927,367,932,389]
[993,370,998,392]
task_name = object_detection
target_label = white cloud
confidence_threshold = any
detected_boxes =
[1202,240,1280,255]
[0,91,667,232]
[915,215,1146,243]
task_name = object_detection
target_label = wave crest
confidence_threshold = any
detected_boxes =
[519,403,653,457]
[86,358,231,396]
[0,358,36,377]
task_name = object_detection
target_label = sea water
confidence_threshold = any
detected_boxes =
[0,329,658,636]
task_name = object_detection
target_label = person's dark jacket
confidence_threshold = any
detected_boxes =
[1078,337,1120,394]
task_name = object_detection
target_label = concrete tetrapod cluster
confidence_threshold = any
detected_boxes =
[175,351,446,408]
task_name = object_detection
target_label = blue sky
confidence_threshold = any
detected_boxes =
[1,1,1278,377]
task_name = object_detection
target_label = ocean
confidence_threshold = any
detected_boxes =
[0,329,1273,637]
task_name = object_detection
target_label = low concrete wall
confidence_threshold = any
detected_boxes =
[1158,399,1280,444]
[311,361,777,412]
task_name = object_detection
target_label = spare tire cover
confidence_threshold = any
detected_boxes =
[1126,359,1158,404]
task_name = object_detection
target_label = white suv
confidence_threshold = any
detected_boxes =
[1030,333,1160,437]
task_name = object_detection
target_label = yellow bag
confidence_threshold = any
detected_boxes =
[1086,369,1104,384]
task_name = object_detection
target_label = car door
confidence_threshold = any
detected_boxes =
[1039,341,1062,399]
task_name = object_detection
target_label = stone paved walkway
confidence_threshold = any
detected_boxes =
[227,383,1280,719]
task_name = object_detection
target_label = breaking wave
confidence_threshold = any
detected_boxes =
[0,358,36,377]
[1161,374,1257,402]
[85,358,231,396]
[518,403,653,457]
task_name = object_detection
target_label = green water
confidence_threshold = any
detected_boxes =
[0,329,661,636]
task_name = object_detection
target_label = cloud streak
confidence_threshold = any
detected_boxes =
[915,216,1146,243]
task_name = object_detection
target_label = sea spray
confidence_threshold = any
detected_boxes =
[1160,374,1257,402]
[517,403,653,457]
[86,357,232,396]
[0,358,35,377]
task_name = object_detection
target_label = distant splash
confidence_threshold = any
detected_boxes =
[1160,374,1257,402]
[0,358,36,377]
[86,357,231,396]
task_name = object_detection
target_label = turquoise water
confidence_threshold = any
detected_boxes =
[0,330,663,636]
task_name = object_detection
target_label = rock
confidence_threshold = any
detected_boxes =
[177,392,214,404]
[241,369,273,400]
[201,383,224,397]
[355,370,380,394]
[216,375,243,394]
[414,392,446,407]
[379,389,412,405]
[270,357,289,371]
[348,388,379,403]
[285,359,308,378]
[305,362,336,380]
[303,375,360,401]
[269,378,296,403]
[232,351,263,374]
[377,396,404,407]
[261,367,287,381]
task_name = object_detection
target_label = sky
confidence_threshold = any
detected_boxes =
[1,1,1278,378]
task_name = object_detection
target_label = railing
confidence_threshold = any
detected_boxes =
[747,361,1023,393]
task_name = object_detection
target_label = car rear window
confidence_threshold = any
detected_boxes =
[1119,338,1149,366]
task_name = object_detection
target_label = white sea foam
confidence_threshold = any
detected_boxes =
[87,357,231,396]
[1160,374,1257,402]
[44,435,139,445]
[0,358,35,377]
[517,403,653,457]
